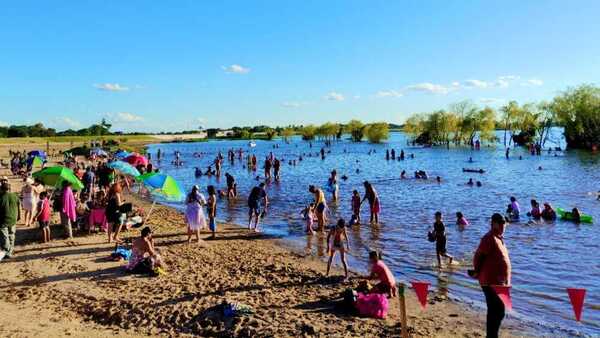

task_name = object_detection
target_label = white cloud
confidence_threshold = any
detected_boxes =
[375,90,403,98]
[498,75,520,81]
[480,98,505,104]
[281,101,303,108]
[51,117,81,129]
[222,64,250,74]
[463,79,490,89]
[94,83,129,92]
[522,78,544,86]
[353,95,361,99]
[324,92,345,101]
[404,82,453,95]
[106,112,144,123]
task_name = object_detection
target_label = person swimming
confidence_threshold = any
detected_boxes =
[527,199,541,219]
[400,170,406,179]
[476,181,482,187]
[467,178,474,186]
[456,211,469,230]
[541,203,556,221]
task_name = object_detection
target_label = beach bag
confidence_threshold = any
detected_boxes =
[427,230,436,242]
[355,292,389,319]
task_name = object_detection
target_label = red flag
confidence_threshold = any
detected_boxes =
[566,288,586,322]
[491,285,512,311]
[411,281,430,309]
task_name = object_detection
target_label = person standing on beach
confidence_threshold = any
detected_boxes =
[0,179,20,261]
[60,181,76,239]
[326,218,350,280]
[207,185,217,239]
[360,181,380,224]
[248,183,268,231]
[470,213,511,338]
[185,185,207,243]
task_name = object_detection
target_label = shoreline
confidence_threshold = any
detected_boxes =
[0,140,533,337]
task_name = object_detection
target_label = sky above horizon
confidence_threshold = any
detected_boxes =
[1,1,599,132]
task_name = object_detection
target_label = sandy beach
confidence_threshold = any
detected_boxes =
[0,141,530,337]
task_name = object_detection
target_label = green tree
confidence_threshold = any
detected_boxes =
[301,125,317,140]
[551,84,600,149]
[364,122,389,143]
[345,119,364,142]
[265,128,277,140]
[280,127,295,141]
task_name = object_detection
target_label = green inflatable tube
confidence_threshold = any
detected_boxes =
[556,208,593,223]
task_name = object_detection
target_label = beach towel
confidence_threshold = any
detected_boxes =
[355,292,389,319]
[62,187,76,222]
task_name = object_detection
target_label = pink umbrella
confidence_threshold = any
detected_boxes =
[124,154,149,167]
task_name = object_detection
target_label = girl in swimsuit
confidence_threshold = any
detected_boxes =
[326,218,350,280]
[309,185,327,232]
[361,181,380,224]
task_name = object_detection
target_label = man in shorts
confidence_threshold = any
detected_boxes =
[247,183,268,231]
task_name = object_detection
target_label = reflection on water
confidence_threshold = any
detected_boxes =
[148,129,599,336]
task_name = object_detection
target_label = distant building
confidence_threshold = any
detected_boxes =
[215,130,235,137]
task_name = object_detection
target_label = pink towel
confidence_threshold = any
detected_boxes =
[355,292,389,319]
[61,187,77,221]
[89,208,108,231]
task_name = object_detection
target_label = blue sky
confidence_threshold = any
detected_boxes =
[1,1,599,132]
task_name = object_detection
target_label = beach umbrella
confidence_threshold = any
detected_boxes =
[106,161,141,177]
[124,154,149,167]
[114,150,131,159]
[32,166,84,191]
[27,156,45,168]
[90,148,108,157]
[137,172,185,223]
[27,150,47,159]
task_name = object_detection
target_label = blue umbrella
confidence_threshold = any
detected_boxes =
[114,150,131,159]
[106,160,141,177]
[28,150,47,159]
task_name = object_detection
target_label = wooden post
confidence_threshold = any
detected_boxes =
[399,282,409,338]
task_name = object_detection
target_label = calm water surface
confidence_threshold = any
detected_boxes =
[147,131,599,337]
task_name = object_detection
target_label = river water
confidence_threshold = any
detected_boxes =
[147,130,599,337]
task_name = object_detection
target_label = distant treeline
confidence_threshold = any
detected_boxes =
[403,84,600,150]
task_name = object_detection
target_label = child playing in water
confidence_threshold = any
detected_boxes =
[351,190,361,224]
[456,211,468,230]
[326,218,350,280]
[432,211,453,268]
[301,203,316,235]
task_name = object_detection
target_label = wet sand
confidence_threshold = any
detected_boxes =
[0,142,529,337]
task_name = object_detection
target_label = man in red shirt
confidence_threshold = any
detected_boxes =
[471,213,511,338]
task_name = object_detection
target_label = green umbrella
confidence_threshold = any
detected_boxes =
[32,166,84,191]
[137,172,185,223]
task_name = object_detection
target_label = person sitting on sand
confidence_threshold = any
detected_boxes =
[326,218,350,280]
[456,211,469,231]
[528,200,541,219]
[365,250,397,298]
[126,226,165,275]
[431,211,453,268]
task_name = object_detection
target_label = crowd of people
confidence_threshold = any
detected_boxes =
[0,141,590,338]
